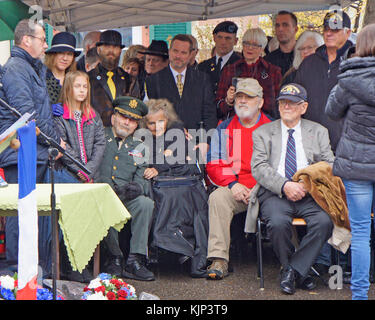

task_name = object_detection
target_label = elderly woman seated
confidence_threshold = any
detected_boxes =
[140,98,209,278]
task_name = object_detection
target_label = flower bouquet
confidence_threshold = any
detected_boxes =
[81,273,137,300]
[0,274,64,300]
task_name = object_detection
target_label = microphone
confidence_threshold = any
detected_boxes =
[48,147,59,159]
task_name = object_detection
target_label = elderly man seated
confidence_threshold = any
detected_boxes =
[206,78,271,280]
[247,83,334,294]
[98,96,155,281]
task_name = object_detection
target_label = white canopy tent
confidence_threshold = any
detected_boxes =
[22,0,356,32]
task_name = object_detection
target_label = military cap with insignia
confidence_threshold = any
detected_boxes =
[213,21,238,35]
[112,96,148,120]
[277,83,307,103]
[323,10,351,30]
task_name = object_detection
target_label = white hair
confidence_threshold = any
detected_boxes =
[293,31,324,69]
[242,28,268,50]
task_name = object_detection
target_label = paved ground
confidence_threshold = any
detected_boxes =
[126,241,374,301]
[2,241,375,300]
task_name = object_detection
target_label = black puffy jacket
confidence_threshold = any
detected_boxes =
[325,56,375,181]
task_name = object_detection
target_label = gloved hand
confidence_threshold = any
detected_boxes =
[116,182,143,202]
[52,103,64,117]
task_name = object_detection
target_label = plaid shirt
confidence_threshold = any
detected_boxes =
[216,57,282,120]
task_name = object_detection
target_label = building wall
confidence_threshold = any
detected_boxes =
[0,41,10,66]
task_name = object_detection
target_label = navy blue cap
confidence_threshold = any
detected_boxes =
[323,10,351,30]
[213,21,238,35]
[277,83,307,103]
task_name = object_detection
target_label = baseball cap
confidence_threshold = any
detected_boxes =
[235,78,263,98]
[277,83,307,103]
[323,10,351,30]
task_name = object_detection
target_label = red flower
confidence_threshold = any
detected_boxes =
[83,286,91,292]
[110,279,122,290]
[118,297,126,300]
[95,286,105,294]
[106,291,116,300]
[117,290,128,298]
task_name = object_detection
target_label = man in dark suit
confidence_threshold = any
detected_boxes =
[246,83,334,295]
[88,30,131,127]
[198,21,242,97]
[146,34,218,133]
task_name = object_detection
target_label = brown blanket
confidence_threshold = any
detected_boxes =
[293,161,351,231]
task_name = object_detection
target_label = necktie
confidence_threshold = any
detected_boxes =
[176,74,183,97]
[285,129,297,180]
[107,71,116,100]
[115,137,122,147]
[217,56,223,71]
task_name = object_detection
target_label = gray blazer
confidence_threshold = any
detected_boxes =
[244,118,335,233]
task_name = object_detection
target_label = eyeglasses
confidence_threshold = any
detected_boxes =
[297,45,317,52]
[242,41,262,49]
[28,35,47,43]
[278,100,304,108]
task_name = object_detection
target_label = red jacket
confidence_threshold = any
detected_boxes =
[206,112,271,189]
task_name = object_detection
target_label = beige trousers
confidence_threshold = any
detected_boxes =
[207,187,248,262]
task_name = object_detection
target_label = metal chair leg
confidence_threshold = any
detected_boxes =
[256,218,264,290]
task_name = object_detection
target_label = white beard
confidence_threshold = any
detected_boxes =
[234,103,259,120]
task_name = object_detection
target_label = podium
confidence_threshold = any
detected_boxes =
[0,183,131,278]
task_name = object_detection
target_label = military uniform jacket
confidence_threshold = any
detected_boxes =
[198,51,242,96]
[89,64,131,127]
[98,127,149,194]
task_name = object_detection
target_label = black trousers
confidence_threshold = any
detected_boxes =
[258,187,333,277]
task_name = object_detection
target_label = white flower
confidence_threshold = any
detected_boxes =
[0,275,15,290]
[86,292,108,300]
[88,278,102,289]
[128,285,136,295]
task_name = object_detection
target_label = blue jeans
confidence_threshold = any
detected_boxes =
[342,179,374,300]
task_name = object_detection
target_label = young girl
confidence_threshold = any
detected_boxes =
[42,71,106,283]
[52,70,106,183]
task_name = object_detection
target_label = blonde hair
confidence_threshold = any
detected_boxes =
[44,52,77,73]
[121,44,146,69]
[59,71,92,118]
[242,28,268,50]
[141,99,180,128]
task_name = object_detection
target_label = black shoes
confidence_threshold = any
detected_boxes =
[296,274,316,291]
[123,258,155,281]
[280,266,296,294]
[66,267,93,283]
[104,256,124,277]
[280,265,316,294]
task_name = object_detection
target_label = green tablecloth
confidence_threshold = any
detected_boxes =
[0,183,131,272]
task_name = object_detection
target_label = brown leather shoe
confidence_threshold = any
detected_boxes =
[207,258,229,280]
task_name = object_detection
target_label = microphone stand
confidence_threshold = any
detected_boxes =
[0,97,92,300]
[48,148,58,300]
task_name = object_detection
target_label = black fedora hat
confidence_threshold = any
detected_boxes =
[45,32,81,57]
[96,30,125,49]
[139,40,169,58]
